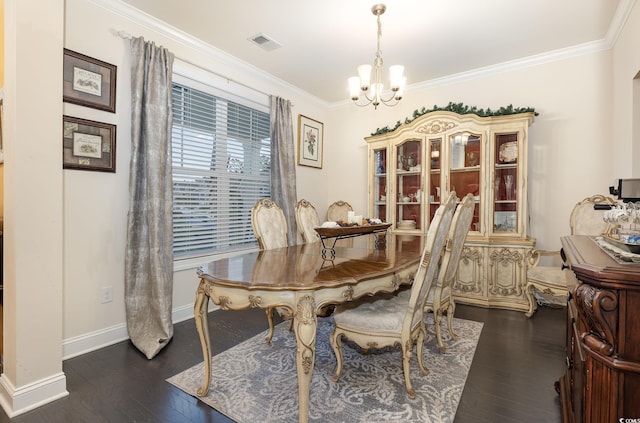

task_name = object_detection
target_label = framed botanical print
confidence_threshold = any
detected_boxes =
[63,115,116,172]
[297,115,323,169]
[63,49,117,113]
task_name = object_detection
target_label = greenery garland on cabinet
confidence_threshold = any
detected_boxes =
[371,102,538,136]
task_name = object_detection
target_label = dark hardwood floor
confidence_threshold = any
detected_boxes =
[0,304,565,423]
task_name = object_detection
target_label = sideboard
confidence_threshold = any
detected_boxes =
[559,235,640,423]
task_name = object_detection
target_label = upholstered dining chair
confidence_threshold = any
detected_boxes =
[295,199,321,243]
[424,193,475,353]
[326,200,355,247]
[329,192,457,399]
[251,198,293,341]
[524,194,617,317]
[251,198,288,250]
[326,200,353,223]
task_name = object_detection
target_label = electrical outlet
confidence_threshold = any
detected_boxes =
[100,286,113,304]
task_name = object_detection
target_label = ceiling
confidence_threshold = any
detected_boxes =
[121,0,624,104]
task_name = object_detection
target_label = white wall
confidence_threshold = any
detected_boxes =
[326,50,614,252]
[2,0,636,415]
[62,0,330,352]
[62,0,634,355]
[612,1,640,177]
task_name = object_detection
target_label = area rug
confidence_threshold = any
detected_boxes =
[167,314,483,423]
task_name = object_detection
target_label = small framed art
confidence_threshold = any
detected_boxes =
[63,115,116,173]
[63,49,117,113]
[297,115,323,169]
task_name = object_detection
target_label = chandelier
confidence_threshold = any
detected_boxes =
[348,4,406,109]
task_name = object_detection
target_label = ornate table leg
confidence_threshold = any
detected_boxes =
[293,295,317,423]
[265,307,275,343]
[194,279,212,397]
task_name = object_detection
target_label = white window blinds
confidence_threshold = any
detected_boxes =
[171,82,270,259]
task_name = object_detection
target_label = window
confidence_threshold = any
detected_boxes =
[171,78,270,260]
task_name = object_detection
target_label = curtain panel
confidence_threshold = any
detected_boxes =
[270,96,298,245]
[125,37,175,359]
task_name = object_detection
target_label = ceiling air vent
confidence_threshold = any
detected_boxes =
[248,33,282,52]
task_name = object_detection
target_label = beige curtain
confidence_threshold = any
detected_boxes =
[270,96,298,245]
[125,37,175,359]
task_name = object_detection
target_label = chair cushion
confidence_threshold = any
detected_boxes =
[334,293,408,334]
[527,266,567,288]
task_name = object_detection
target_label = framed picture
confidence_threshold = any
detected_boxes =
[63,49,117,113]
[63,116,116,173]
[297,115,323,169]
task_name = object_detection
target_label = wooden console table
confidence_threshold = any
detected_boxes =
[559,235,640,423]
[314,223,391,258]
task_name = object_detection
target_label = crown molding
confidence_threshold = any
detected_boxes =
[89,0,328,108]
[328,37,609,110]
[90,0,635,110]
[605,0,638,47]
[410,39,610,92]
[333,0,638,109]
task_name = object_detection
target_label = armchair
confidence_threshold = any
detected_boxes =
[524,194,617,317]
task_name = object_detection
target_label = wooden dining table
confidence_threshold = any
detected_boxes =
[194,233,425,423]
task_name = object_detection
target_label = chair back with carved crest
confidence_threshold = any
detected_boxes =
[251,199,288,250]
[295,199,321,243]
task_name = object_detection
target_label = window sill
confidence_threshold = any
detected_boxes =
[173,247,261,272]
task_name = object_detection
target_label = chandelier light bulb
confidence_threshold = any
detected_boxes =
[348,77,361,100]
[389,65,405,91]
[395,77,407,100]
[357,65,372,91]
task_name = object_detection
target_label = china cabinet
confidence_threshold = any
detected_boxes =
[365,110,536,311]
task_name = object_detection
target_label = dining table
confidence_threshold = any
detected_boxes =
[194,232,425,423]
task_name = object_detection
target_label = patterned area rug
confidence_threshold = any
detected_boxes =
[167,314,483,423]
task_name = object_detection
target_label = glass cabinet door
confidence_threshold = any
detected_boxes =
[428,138,442,222]
[395,139,423,230]
[493,133,518,233]
[448,133,481,232]
[372,147,388,222]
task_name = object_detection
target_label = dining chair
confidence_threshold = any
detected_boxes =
[524,194,617,317]
[424,193,475,352]
[326,200,353,223]
[326,200,355,247]
[295,199,321,243]
[329,192,457,399]
[251,198,288,250]
[251,198,293,341]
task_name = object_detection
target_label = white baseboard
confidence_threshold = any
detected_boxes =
[0,303,217,417]
[62,302,213,359]
[0,372,68,418]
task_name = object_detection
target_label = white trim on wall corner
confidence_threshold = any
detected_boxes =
[0,373,68,418]
[61,303,215,360]
[606,0,638,46]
